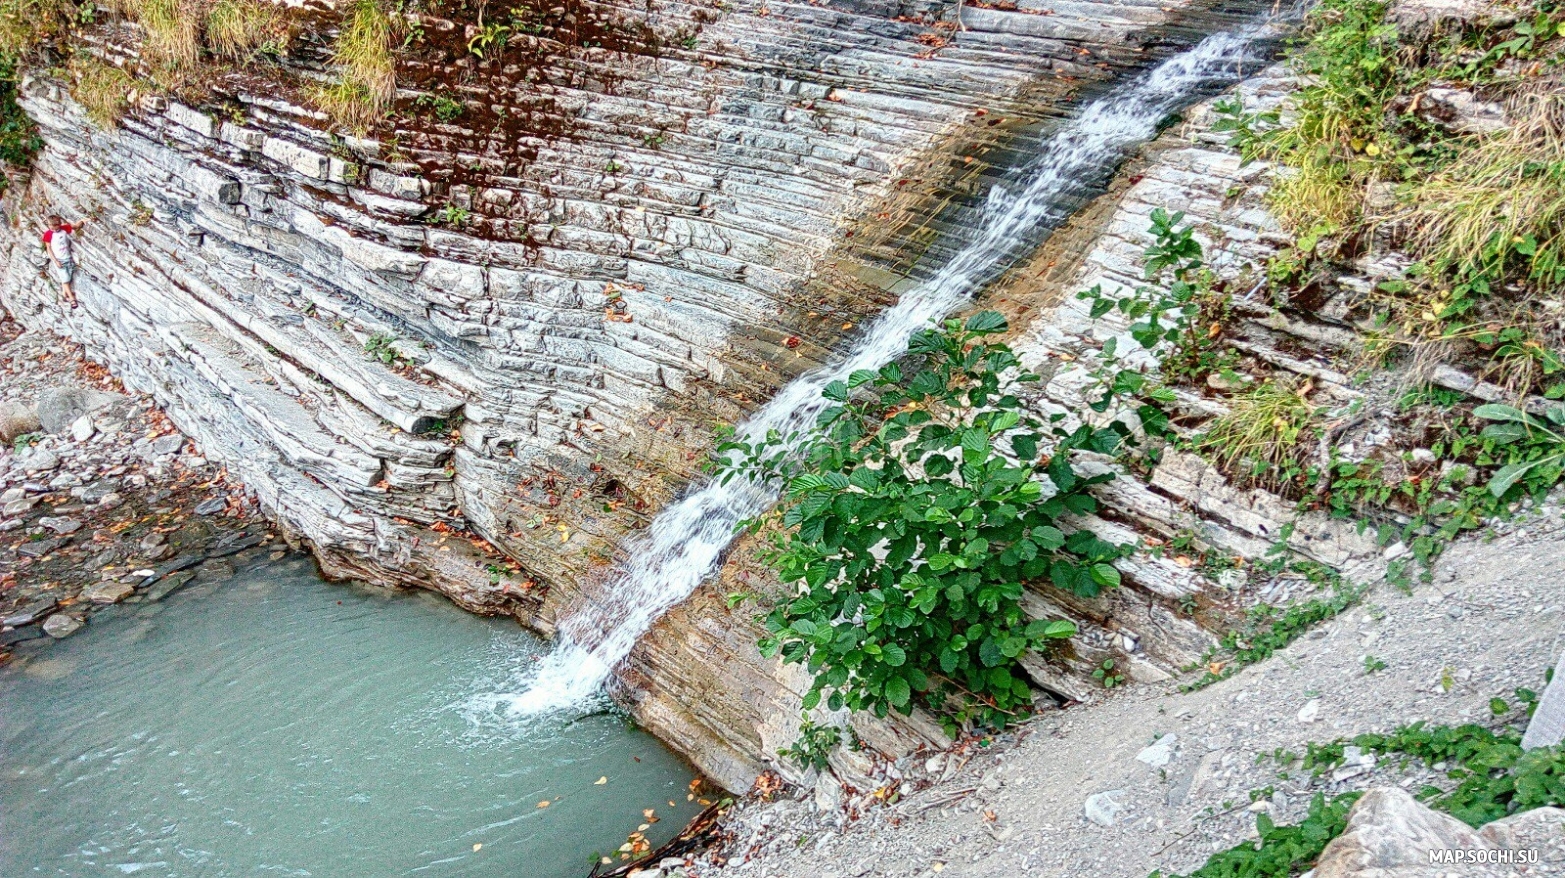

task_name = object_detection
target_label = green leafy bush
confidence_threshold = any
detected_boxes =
[1156,791,1361,878]
[717,312,1131,732]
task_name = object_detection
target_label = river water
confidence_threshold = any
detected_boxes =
[0,556,702,877]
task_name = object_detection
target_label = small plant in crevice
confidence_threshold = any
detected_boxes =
[415,90,464,122]
[778,715,842,772]
[1092,658,1125,689]
[362,331,404,366]
[716,312,1132,734]
[427,202,470,227]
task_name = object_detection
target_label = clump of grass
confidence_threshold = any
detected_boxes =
[0,0,74,60]
[119,0,203,70]
[1197,380,1318,488]
[205,0,290,62]
[1399,83,1565,291]
[314,0,396,130]
[70,54,135,127]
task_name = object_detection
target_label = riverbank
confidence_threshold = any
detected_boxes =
[687,512,1565,878]
[0,317,271,657]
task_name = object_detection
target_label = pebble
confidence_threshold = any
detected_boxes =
[1297,699,1321,724]
[1083,791,1126,827]
[41,613,83,638]
[38,515,82,535]
[70,415,95,442]
[194,497,227,515]
[1135,734,1178,769]
[83,581,135,604]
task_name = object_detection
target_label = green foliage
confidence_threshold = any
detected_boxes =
[467,20,509,57]
[1362,654,1387,675]
[11,431,38,452]
[1317,719,1565,828]
[0,0,76,61]
[778,716,842,772]
[0,56,39,176]
[1075,208,1227,450]
[363,331,403,365]
[1470,402,1565,497]
[1154,792,1361,878]
[717,312,1131,733]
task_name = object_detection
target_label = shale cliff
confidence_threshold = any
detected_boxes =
[0,0,1245,788]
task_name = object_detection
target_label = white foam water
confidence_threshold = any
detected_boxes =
[497,22,1276,718]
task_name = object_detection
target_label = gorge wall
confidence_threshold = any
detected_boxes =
[0,0,1341,791]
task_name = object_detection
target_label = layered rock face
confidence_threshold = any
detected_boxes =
[0,0,1218,788]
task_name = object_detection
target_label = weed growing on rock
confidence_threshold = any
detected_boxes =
[119,0,201,70]
[362,332,403,366]
[316,0,395,130]
[716,312,1131,733]
[1196,381,1318,491]
[69,53,134,127]
[778,716,842,772]
[204,0,289,62]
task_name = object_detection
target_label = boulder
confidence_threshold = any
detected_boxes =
[35,387,123,434]
[1313,787,1565,878]
[0,400,40,441]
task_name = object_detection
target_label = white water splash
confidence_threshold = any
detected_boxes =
[497,23,1275,717]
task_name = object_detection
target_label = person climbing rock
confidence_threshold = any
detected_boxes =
[42,214,80,309]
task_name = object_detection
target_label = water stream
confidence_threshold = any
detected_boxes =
[502,19,1282,718]
[0,557,702,877]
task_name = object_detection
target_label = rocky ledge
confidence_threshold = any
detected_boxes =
[0,318,276,658]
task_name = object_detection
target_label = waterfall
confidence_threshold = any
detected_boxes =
[496,21,1278,718]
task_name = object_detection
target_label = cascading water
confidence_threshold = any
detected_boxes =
[497,20,1280,718]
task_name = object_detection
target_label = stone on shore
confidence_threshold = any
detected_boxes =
[41,613,83,638]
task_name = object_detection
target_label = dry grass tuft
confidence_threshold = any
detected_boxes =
[1197,379,1319,489]
[1399,82,1565,285]
[70,54,136,127]
[119,0,203,70]
[314,0,395,130]
[205,0,289,62]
